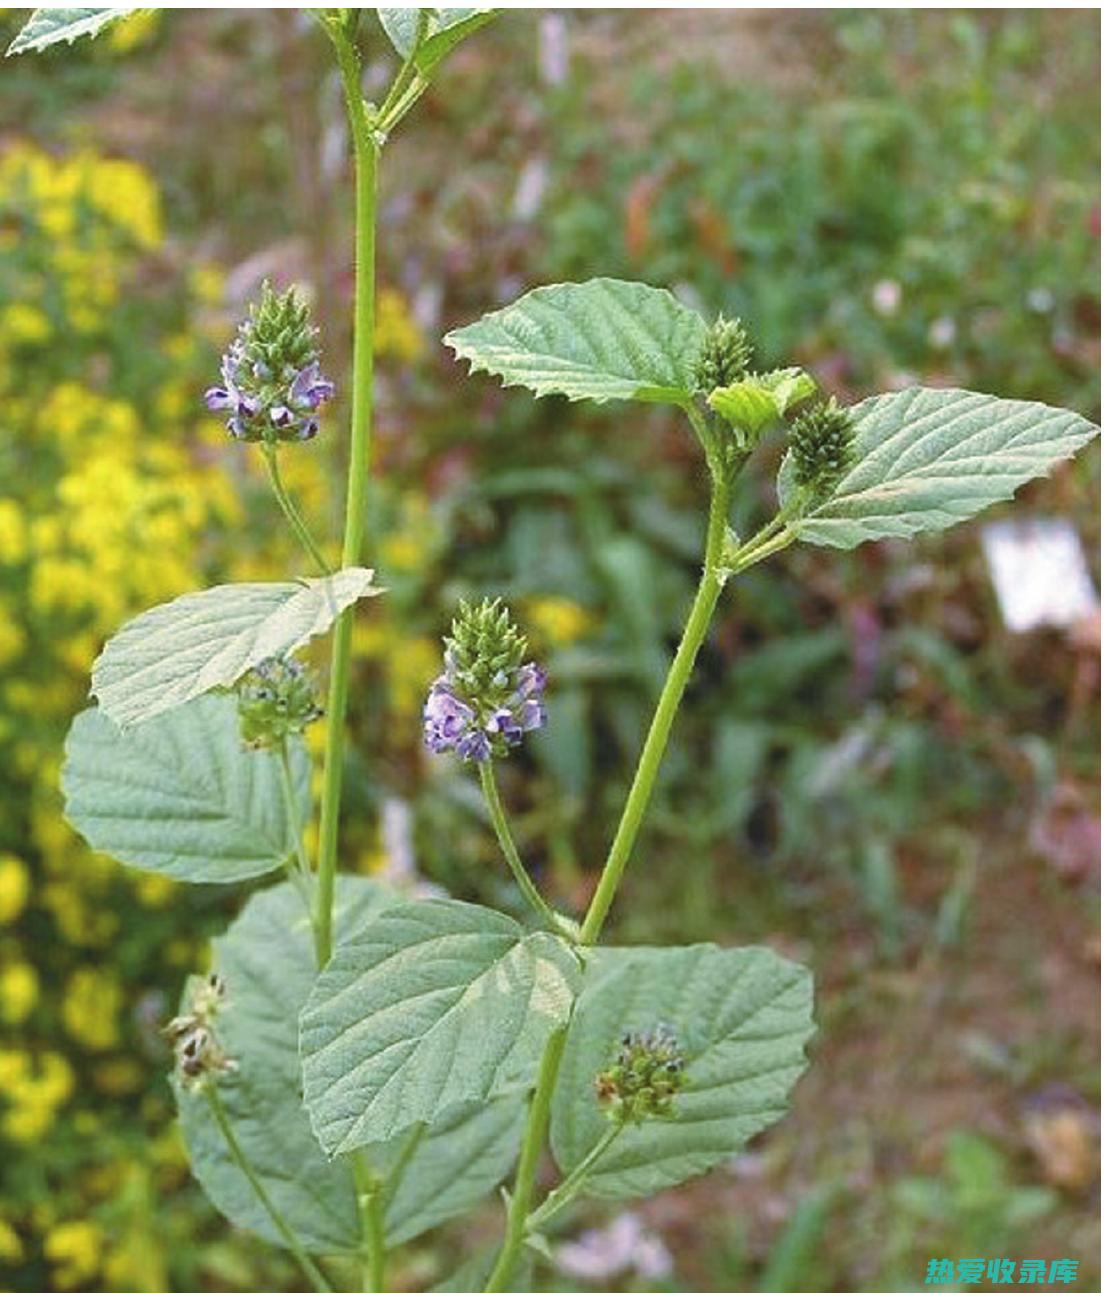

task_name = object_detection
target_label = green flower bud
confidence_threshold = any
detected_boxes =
[445,598,529,698]
[595,1022,685,1125]
[243,281,320,377]
[236,656,322,749]
[694,316,752,394]
[787,397,856,497]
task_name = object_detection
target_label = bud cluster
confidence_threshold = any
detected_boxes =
[595,1022,685,1125]
[205,281,335,443]
[693,315,752,394]
[787,396,856,498]
[423,599,547,763]
[235,655,322,749]
[164,973,236,1089]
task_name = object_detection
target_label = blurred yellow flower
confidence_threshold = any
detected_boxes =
[106,9,160,54]
[45,1220,103,1291]
[1,302,51,346]
[0,855,29,925]
[375,288,424,362]
[526,595,594,648]
[0,501,26,564]
[62,968,121,1051]
[0,1218,23,1264]
[0,961,38,1025]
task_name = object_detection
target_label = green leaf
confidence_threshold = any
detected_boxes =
[708,368,817,438]
[6,7,137,55]
[445,278,708,406]
[779,387,1100,550]
[550,943,814,1200]
[377,8,496,74]
[301,899,581,1152]
[92,568,380,729]
[62,693,308,884]
[176,879,527,1254]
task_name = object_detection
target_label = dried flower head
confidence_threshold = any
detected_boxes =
[787,397,856,498]
[165,973,236,1089]
[595,1022,685,1125]
[205,281,334,444]
[423,599,547,763]
[694,315,752,394]
[236,656,322,749]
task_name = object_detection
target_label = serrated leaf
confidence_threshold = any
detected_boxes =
[708,368,817,437]
[92,568,380,729]
[6,7,137,55]
[779,387,1100,550]
[62,693,309,884]
[445,278,708,406]
[301,899,581,1152]
[550,943,814,1200]
[176,880,525,1254]
[378,8,495,74]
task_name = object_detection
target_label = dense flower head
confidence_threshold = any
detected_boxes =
[787,396,856,497]
[693,315,752,394]
[235,655,322,749]
[423,599,547,763]
[204,281,334,443]
[595,1022,685,1125]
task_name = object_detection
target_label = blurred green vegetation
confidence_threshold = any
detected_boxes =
[0,9,1097,1293]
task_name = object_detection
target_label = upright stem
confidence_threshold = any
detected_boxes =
[351,1154,386,1293]
[480,1027,568,1293]
[579,476,730,944]
[205,1086,337,1293]
[316,35,379,966]
[479,761,562,933]
[262,443,332,576]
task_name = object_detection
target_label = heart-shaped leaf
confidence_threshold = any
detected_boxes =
[780,387,1100,550]
[92,568,380,728]
[550,943,814,1200]
[301,898,581,1152]
[445,278,708,406]
[62,693,309,884]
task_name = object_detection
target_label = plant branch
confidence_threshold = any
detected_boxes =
[204,1085,337,1293]
[479,761,562,933]
[352,1154,386,1293]
[525,1123,623,1232]
[262,443,332,576]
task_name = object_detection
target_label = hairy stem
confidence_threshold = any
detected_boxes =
[262,443,332,575]
[579,475,730,944]
[481,1027,569,1293]
[352,1154,386,1293]
[479,761,562,933]
[525,1123,623,1232]
[316,32,378,966]
[205,1085,336,1293]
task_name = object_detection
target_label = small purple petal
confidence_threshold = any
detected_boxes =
[205,386,235,412]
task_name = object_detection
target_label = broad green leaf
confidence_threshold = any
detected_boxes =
[6,7,137,55]
[709,368,817,438]
[377,8,495,74]
[176,879,526,1254]
[301,899,581,1152]
[92,568,380,728]
[550,943,813,1200]
[62,693,309,884]
[445,278,708,406]
[779,387,1100,550]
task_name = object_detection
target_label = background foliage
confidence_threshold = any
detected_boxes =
[0,10,1098,1292]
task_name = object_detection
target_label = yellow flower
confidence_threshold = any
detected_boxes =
[388,635,439,717]
[0,961,38,1025]
[0,855,29,925]
[1,303,51,346]
[62,968,121,1051]
[0,1051,73,1143]
[375,288,424,362]
[106,9,160,53]
[0,619,26,669]
[0,500,26,564]
[526,595,594,648]
[0,1218,22,1264]
[45,1220,102,1291]
[132,872,175,908]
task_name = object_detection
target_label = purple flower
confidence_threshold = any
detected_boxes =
[422,658,547,763]
[423,678,489,761]
[289,360,336,411]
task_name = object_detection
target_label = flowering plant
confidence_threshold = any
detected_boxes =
[11,9,1099,1293]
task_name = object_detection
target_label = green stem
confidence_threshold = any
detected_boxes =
[316,31,379,967]
[579,474,730,945]
[730,524,796,573]
[352,1154,386,1293]
[479,761,562,933]
[480,1027,568,1293]
[376,9,429,124]
[525,1123,622,1232]
[382,1122,426,1207]
[205,1085,337,1293]
[262,444,332,576]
